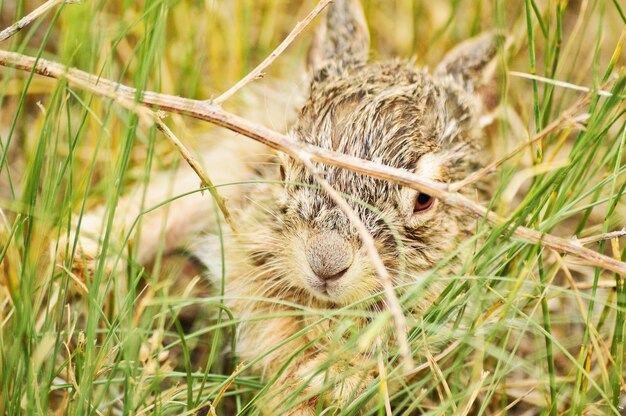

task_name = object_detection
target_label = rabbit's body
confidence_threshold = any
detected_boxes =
[214,64,493,416]
[61,0,498,413]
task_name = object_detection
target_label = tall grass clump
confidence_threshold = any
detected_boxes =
[0,0,624,414]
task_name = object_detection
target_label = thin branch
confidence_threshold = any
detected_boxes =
[509,70,616,98]
[0,0,81,42]
[1,50,625,277]
[299,155,414,372]
[576,228,626,246]
[449,94,591,191]
[212,0,333,105]
[154,114,235,229]
[2,51,235,228]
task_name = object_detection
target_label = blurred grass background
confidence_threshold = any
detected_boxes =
[0,0,625,414]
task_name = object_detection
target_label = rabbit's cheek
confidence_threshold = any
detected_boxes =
[282,233,317,290]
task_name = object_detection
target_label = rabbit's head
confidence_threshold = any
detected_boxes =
[249,0,498,307]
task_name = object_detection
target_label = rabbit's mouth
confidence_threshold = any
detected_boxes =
[302,265,381,306]
[305,275,389,310]
[307,275,343,299]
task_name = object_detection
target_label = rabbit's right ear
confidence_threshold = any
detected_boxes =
[307,0,370,74]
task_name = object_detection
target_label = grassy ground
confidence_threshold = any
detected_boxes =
[0,0,625,414]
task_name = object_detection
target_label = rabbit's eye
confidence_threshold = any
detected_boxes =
[413,193,434,213]
[279,165,286,181]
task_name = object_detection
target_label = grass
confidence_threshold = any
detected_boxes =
[0,0,625,414]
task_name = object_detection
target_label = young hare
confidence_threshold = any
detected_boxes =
[62,0,499,413]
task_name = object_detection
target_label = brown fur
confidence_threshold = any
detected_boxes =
[202,1,498,411]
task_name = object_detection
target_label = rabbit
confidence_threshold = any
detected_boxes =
[58,0,499,413]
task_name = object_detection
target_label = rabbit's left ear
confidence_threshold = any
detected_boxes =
[307,0,370,74]
[435,32,502,90]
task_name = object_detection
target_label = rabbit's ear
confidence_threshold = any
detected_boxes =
[307,0,370,73]
[435,32,502,90]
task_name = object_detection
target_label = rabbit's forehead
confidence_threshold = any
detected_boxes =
[312,104,435,168]
[297,66,444,168]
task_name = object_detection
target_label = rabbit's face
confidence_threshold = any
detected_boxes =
[241,0,496,307]
[264,63,485,306]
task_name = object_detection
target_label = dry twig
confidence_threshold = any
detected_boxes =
[212,0,333,105]
[449,93,591,191]
[154,114,234,228]
[509,71,616,98]
[1,49,625,277]
[299,155,414,371]
[576,229,626,246]
[0,0,81,42]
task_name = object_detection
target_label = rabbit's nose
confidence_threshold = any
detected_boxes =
[306,232,354,281]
